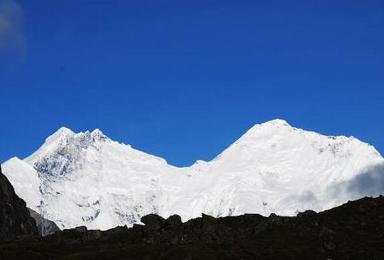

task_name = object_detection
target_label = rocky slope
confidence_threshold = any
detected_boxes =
[0,195,383,259]
[2,119,384,230]
[0,165,37,242]
[28,208,60,237]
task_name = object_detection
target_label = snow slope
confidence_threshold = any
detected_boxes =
[2,119,383,230]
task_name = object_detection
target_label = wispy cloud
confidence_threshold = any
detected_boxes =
[0,0,24,52]
[327,162,384,203]
[346,163,384,197]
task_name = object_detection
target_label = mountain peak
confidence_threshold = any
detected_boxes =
[257,119,291,128]
[42,126,75,149]
[236,119,293,143]
[56,126,74,135]
[91,128,103,135]
[90,129,107,140]
[24,127,75,164]
[48,127,74,142]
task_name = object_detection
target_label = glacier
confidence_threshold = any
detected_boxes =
[2,119,384,230]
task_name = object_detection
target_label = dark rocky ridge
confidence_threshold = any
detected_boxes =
[1,194,384,259]
[0,165,38,242]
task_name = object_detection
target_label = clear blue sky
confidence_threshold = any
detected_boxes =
[0,0,383,166]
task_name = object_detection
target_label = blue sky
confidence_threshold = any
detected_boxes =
[0,0,383,166]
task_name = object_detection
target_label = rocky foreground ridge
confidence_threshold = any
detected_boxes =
[0,197,383,258]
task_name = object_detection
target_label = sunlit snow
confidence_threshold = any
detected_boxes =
[3,119,383,230]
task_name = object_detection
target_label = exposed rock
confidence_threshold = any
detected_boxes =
[74,226,87,233]
[140,214,165,231]
[166,215,182,226]
[297,209,317,218]
[28,208,60,236]
[0,164,37,242]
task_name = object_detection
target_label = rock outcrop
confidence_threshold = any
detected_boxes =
[28,208,60,236]
[0,165,37,242]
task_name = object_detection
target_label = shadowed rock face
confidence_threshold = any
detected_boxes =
[1,195,384,259]
[28,208,60,237]
[0,165,37,242]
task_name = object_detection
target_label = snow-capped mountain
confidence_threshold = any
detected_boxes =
[2,119,384,230]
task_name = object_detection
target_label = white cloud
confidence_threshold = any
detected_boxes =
[327,162,384,202]
[346,163,384,197]
[0,0,24,52]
